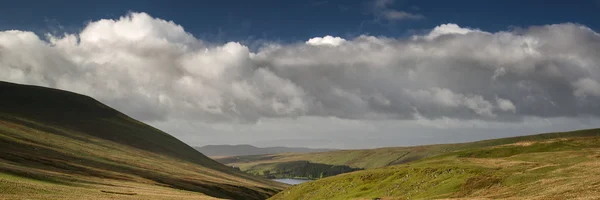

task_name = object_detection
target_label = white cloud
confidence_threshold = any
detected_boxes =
[423,23,485,40]
[573,78,600,97]
[404,88,498,118]
[496,97,517,113]
[306,35,346,46]
[1,12,600,126]
[492,68,507,80]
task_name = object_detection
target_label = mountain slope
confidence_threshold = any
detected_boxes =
[195,144,335,157]
[217,128,600,179]
[270,128,600,199]
[0,81,286,199]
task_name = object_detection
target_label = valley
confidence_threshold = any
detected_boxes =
[2,81,600,200]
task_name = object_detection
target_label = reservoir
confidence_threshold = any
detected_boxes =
[272,178,311,185]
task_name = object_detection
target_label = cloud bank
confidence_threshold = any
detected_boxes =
[1,12,600,126]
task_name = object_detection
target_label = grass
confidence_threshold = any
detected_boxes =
[0,172,221,200]
[0,81,286,200]
[217,128,600,180]
[269,133,600,199]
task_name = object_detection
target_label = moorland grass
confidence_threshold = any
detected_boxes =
[270,135,600,199]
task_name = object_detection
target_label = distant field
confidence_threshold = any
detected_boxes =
[271,130,600,199]
[0,81,285,200]
[217,128,600,179]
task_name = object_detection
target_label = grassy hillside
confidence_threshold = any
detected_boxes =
[271,129,600,199]
[195,144,335,157]
[217,128,600,179]
[0,81,286,199]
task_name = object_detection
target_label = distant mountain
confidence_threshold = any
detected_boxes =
[194,144,336,157]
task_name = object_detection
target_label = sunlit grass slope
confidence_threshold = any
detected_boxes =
[0,81,286,200]
[270,129,600,200]
[218,128,600,179]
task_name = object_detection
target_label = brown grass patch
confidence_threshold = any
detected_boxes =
[455,175,502,197]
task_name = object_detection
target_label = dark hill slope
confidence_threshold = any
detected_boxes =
[0,81,286,199]
[0,81,211,165]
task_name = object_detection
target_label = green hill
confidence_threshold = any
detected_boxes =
[270,128,600,199]
[0,81,286,200]
[217,128,600,179]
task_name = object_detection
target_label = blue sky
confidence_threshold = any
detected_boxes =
[1,0,599,43]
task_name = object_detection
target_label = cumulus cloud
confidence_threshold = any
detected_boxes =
[1,12,600,125]
[422,23,485,40]
[305,35,346,46]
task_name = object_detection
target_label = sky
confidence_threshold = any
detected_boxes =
[1,0,600,149]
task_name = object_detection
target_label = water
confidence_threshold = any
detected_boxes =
[272,178,311,185]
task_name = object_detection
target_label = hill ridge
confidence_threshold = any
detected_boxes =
[0,81,285,199]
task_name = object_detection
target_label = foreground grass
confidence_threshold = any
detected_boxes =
[0,173,219,200]
[270,134,600,199]
[0,81,285,199]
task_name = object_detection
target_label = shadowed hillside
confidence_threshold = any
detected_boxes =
[0,81,286,199]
